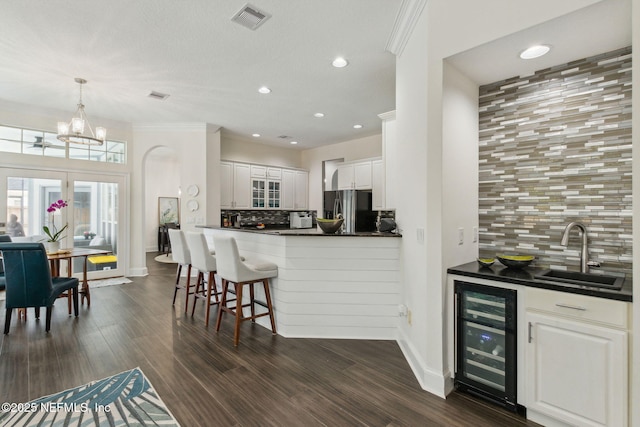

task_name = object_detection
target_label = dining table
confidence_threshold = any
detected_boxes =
[47,247,113,307]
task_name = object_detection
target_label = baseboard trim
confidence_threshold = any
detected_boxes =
[396,329,448,398]
[128,267,148,277]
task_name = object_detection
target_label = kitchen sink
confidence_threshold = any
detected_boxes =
[534,269,624,290]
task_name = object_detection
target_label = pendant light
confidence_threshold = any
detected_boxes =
[57,77,106,145]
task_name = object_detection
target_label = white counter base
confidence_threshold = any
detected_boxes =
[203,228,401,340]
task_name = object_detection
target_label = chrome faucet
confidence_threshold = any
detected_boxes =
[560,221,589,273]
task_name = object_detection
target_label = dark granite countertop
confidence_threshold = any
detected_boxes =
[198,225,402,237]
[448,261,632,302]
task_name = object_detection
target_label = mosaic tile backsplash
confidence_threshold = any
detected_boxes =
[221,209,316,228]
[478,47,632,277]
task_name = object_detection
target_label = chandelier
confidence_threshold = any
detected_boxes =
[57,77,106,146]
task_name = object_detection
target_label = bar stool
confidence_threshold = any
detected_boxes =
[168,229,195,313]
[213,235,277,346]
[185,232,222,327]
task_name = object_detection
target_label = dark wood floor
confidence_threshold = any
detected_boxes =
[0,252,539,426]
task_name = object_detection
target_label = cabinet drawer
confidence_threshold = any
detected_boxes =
[526,287,628,329]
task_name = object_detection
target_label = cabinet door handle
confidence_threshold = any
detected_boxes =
[528,322,532,343]
[555,303,587,311]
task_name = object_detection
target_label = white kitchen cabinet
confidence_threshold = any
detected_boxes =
[281,169,295,210]
[223,161,306,210]
[220,161,250,209]
[372,159,384,210]
[525,288,628,427]
[251,166,282,209]
[251,178,281,209]
[220,161,233,209]
[250,165,267,178]
[337,163,353,190]
[280,168,308,210]
[267,167,281,180]
[337,160,372,190]
[294,170,308,209]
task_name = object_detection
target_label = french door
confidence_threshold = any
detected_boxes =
[0,168,125,279]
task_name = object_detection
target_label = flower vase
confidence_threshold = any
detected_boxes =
[47,241,60,253]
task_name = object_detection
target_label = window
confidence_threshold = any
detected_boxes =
[0,125,126,164]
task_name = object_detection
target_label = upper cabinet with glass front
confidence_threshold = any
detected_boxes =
[251,165,282,209]
[220,161,307,210]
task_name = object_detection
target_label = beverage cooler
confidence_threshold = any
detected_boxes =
[454,281,518,411]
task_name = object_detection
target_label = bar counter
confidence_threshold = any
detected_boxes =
[198,225,401,339]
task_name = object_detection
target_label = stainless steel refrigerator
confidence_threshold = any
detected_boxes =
[323,190,377,233]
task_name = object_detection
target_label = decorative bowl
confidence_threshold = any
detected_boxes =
[497,254,535,269]
[477,257,495,267]
[316,218,344,234]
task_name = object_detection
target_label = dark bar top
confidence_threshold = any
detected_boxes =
[198,225,402,237]
[448,261,632,302]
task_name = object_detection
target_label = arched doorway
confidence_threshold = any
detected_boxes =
[142,146,180,267]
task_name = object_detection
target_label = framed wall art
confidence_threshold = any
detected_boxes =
[158,197,179,225]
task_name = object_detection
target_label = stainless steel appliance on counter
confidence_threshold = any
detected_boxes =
[289,212,313,229]
[323,190,377,233]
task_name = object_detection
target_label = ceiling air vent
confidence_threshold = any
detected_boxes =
[277,135,292,139]
[148,91,170,101]
[231,4,271,30]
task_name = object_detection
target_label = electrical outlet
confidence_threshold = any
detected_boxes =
[416,228,424,244]
[473,226,478,243]
[398,304,408,316]
[458,227,464,245]
[407,309,412,325]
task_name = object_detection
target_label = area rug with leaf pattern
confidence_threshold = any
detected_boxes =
[0,367,180,426]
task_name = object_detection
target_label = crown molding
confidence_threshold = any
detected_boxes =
[378,110,396,121]
[385,0,428,56]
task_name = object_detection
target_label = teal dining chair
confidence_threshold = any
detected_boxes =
[0,234,11,291]
[0,242,79,334]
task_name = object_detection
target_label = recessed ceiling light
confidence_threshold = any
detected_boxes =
[290,141,298,145]
[332,57,348,68]
[353,124,363,129]
[314,113,325,118]
[519,45,551,60]
[252,133,261,137]
[258,86,271,94]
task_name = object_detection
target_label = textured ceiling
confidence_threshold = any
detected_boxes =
[0,1,401,149]
[1,1,631,151]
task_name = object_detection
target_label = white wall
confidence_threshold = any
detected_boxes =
[221,134,302,169]
[393,0,611,398]
[144,149,180,251]
[301,134,382,213]
[130,123,219,276]
[442,62,479,269]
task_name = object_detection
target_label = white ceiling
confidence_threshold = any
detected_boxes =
[447,0,631,86]
[0,1,400,149]
[0,1,632,151]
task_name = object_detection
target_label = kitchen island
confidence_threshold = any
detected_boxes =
[200,226,401,339]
